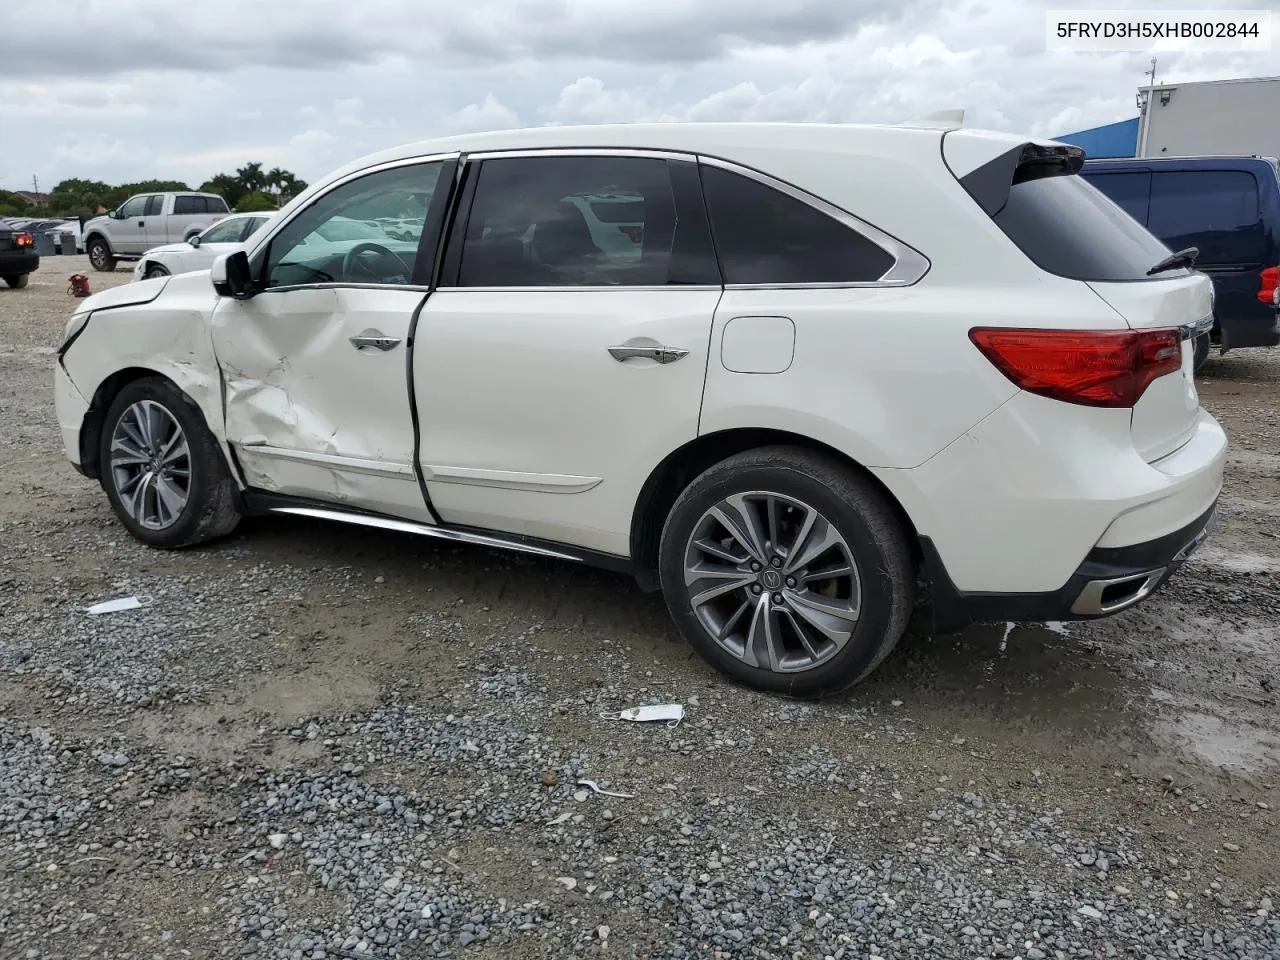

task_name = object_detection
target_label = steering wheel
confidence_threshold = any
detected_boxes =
[342,242,408,283]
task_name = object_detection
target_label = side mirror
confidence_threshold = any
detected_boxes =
[211,251,255,299]
[188,235,202,247]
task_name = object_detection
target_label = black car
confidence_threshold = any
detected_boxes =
[0,223,39,288]
[1081,155,1280,368]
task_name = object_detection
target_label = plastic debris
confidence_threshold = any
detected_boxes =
[575,779,634,799]
[602,702,684,727]
[547,812,573,825]
[86,596,142,616]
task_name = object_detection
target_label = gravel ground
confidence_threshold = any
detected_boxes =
[2,257,1278,959]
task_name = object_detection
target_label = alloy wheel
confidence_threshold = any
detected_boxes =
[683,491,862,673]
[108,400,192,530]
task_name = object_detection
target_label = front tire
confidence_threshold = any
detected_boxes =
[3,274,28,289]
[143,263,169,280]
[87,238,117,272]
[658,446,914,698]
[98,377,240,548]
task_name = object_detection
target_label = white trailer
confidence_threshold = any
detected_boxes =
[1137,75,1280,160]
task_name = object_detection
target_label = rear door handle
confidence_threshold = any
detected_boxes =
[608,344,688,364]
[350,332,402,351]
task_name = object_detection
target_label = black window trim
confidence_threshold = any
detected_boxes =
[437,147,723,293]
[695,155,931,290]
[243,152,462,294]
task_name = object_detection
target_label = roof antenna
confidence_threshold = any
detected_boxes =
[901,108,965,129]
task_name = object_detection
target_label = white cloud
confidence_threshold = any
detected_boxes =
[2,0,1274,192]
[439,94,522,134]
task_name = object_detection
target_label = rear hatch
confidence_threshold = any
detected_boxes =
[948,136,1208,462]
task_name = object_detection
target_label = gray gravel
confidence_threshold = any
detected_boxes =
[2,257,1279,958]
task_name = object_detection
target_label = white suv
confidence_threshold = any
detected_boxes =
[53,121,1226,697]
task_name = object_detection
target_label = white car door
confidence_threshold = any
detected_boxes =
[209,159,452,521]
[113,195,153,253]
[414,153,723,557]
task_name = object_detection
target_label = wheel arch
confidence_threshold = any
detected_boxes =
[83,231,111,251]
[79,367,188,480]
[629,427,922,590]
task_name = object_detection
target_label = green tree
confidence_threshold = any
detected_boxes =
[199,173,245,209]
[235,162,265,194]
[234,190,277,213]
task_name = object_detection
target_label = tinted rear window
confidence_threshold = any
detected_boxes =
[987,170,1180,281]
[1147,170,1263,266]
[1081,170,1151,224]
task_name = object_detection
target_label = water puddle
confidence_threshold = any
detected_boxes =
[1152,705,1280,773]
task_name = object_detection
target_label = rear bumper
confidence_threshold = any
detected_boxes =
[922,500,1218,632]
[0,251,39,275]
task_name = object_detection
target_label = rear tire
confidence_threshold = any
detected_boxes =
[98,377,240,549]
[87,238,116,272]
[658,446,914,698]
[3,274,28,289]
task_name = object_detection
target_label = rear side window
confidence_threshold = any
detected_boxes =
[454,155,717,287]
[1082,171,1151,225]
[173,196,203,215]
[699,165,894,284]
[974,162,1178,282]
[1148,170,1263,266]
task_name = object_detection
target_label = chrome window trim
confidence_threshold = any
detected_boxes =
[253,282,434,295]
[244,151,460,276]
[462,147,693,162]
[430,285,723,294]
[696,154,931,289]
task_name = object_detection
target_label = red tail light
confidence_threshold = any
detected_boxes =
[617,225,643,243]
[14,232,33,248]
[969,327,1182,408]
[1259,266,1279,306]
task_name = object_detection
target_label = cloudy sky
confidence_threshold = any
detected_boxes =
[3,0,1275,192]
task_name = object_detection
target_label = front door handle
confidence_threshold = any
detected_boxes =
[608,344,689,364]
[349,332,402,351]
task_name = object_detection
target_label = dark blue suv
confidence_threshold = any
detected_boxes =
[1080,156,1280,367]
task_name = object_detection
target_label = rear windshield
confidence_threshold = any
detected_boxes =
[976,162,1185,282]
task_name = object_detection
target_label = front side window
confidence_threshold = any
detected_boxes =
[200,218,248,244]
[119,196,148,219]
[699,165,895,284]
[207,195,231,213]
[455,155,687,287]
[262,162,442,289]
[1148,170,1263,266]
[144,195,164,217]
[241,216,269,240]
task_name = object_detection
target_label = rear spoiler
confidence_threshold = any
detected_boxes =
[948,140,1087,217]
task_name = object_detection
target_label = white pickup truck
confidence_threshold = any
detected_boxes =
[83,192,231,271]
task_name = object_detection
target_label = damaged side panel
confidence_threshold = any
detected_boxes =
[209,286,432,522]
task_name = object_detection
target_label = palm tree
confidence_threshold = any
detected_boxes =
[265,167,286,206]
[235,162,264,195]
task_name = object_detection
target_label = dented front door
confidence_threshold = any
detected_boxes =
[209,286,431,521]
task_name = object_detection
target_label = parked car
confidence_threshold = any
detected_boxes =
[54,121,1225,697]
[133,212,275,281]
[0,223,39,288]
[1080,156,1280,368]
[83,192,230,272]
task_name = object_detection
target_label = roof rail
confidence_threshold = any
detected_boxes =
[901,108,965,130]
